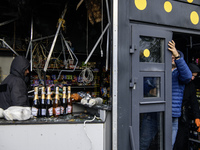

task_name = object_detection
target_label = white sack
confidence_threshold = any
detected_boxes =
[0,108,4,118]
[3,106,31,121]
[88,97,103,107]
[81,97,103,107]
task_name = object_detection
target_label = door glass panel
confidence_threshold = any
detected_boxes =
[144,77,160,97]
[140,112,164,150]
[139,36,164,63]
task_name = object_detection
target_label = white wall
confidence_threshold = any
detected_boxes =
[0,123,105,150]
[0,56,14,82]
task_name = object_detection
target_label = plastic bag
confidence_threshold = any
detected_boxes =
[88,97,103,107]
[81,97,103,107]
[3,106,31,121]
[0,108,4,118]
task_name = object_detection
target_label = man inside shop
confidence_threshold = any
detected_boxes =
[0,55,30,110]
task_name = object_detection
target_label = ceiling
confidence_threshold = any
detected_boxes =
[0,0,67,37]
[0,0,105,55]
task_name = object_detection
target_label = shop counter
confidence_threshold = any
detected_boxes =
[0,104,112,150]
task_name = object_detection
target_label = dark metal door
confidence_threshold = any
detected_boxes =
[129,24,172,150]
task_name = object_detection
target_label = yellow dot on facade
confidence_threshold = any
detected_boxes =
[143,49,150,57]
[135,0,147,10]
[190,11,199,25]
[164,1,172,13]
[187,0,193,3]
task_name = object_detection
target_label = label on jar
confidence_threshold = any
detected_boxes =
[61,106,64,114]
[55,107,60,115]
[48,107,53,116]
[68,105,72,113]
[32,107,38,116]
[41,99,44,104]
[65,107,68,114]
[41,108,46,116]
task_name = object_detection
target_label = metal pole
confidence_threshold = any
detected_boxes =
[30,18,33,72]
[60,32,67,66]
[106,29,110,71]
[26,35,55,58]
[0,18,18,27]
[60,33,74,60]
[32,34,55,42]
[84,23,110,64]
[26,42,31,58]
[57,34,79,79]
[84,0,111,64]
[43,4,68,72]
[26,17,33,58]
[106,0,111,24]
[112,0,118,149]
[0,39,19,56]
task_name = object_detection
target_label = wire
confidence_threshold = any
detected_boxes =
[79,68,94,84]
[83,115,96,127]
[83,115,97,150]
[40,44,47,59]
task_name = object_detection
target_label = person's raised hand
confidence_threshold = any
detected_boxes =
[168,40,179,57]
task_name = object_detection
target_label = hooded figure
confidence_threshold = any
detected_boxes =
[188,63,200,73]
[173,63,200,150]
[0,56,30,110]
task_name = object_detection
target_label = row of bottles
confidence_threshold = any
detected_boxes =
[32,86,73,117]
[189,120,200,140]
[189,120,200,150]
[192,57,200,66]
[190,142,200,150]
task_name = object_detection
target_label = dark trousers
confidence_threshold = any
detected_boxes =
[173,118,189,150]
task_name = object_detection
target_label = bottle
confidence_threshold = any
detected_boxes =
[32,87,40,117]
[46,87,53,117]
[61,86,68,115]
[53,86,61,117]
[192,120,199,139]
[40,87,46,117]
[67,86,73,114]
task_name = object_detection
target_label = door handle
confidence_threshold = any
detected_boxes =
[140,101,166,105]
[131,78,138,90]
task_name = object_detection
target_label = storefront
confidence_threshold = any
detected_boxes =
[115,0,200,149]
[0,0,112,150]
[0,0,200,150]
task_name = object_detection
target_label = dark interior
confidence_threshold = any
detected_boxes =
[0,0,110,58]
[173,32,200,88]
[0,0,111,97]
[173,32,200,64]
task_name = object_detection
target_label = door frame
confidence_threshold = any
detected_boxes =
[130,24,172,150]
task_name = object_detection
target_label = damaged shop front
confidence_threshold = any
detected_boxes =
[0,0,113,150]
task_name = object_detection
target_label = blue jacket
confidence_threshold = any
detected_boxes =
[172,57,192,117]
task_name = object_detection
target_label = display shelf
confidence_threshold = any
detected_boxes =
[0,113,103,125]
[71,85,96,89]
[75,102,112,111]
[32,68,99,72]
[189,138,200,143]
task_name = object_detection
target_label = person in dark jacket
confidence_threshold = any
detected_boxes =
[0,55,30,110]
[168,40,192,148]
[173,63,200,150]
